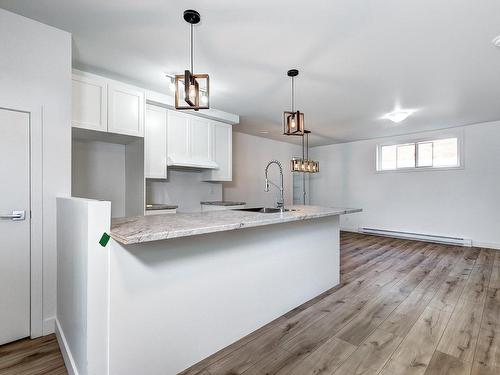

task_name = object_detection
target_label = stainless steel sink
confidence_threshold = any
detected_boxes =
[233,207,297,213]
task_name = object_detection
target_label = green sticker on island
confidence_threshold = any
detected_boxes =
[99,232,110,247]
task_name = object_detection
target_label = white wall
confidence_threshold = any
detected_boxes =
[310,121,500,249]
[0,9,71,333]
[147,170,222,212]
[224,132,302,207]
[72,140,126,217]
[56,197,111,375]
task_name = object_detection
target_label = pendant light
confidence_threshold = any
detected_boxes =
[290,131,320,173]
[174,10,210,111]
[283,69,305,135]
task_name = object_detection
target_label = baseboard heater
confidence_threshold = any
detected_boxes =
[358,227,472,247]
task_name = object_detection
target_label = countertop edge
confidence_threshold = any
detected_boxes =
[110,207,362,245]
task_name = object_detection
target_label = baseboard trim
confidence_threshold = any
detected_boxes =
[341,227,500,251]
[55,319,79,375]
[472,241,500,250]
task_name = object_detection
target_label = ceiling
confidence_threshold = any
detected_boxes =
[2,0,500,146]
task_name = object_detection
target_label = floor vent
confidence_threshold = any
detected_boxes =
[358,227,472,247]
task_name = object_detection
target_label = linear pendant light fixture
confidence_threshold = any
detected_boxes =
[283,69,305,135]
[174,9,210,111]
[291,131,320,173]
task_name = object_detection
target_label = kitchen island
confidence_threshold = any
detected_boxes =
[56,198,360,375]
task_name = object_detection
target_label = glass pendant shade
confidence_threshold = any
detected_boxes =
[283,111,305,136]
[175,71,209,111]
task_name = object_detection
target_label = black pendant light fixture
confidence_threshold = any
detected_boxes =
[174,9,210,111]
[283,69,305,135]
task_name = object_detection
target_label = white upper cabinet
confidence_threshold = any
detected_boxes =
[72,71,145,137]
[190,117,213,165]
[203,121,233,181]
[145,105,168,179]
[167,110,190,165]
[72,73,107,132]
[72,71,237,177]
[166,110,217,169]
[108,83,145,137]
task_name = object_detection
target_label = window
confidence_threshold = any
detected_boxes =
[377,137,461,171]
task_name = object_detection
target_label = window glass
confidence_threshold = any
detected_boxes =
[417,142,433,167]
[433,138,458,167]
[396,144,415,168]
[380,145,397,170]
[377,137,460,171]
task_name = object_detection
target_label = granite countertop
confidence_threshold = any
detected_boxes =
[146,204,179,211]
[200,201,246,206]
[111,205,362,245]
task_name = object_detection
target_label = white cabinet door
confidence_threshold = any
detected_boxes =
[167,110,190,165]
[203,122,233,181]
[72,74,107,132]
[108,83,144,137]
[145,105,168,179]
[190,117,213,164]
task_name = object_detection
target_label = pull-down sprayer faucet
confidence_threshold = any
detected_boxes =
[264,160,284,211]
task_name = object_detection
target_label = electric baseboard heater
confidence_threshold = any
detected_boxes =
[358,227,472,247]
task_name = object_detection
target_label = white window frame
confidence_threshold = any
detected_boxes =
[376,130,465,173]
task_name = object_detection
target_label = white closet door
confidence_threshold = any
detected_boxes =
[0,109,31,345]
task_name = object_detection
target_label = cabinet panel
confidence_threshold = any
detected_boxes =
[72,74,107,132]
[108,83,144,137]
[145,105,168,179]
[167,111,190,164]
[203,122,232,181]
[190,118,212,164]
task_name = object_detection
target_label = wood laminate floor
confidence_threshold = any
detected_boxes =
[1,233,499,375]
[181,232,500,375]
[0,334,66,375]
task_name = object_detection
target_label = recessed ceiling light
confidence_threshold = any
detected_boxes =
[493,35,500,47]
[383,109,415,123]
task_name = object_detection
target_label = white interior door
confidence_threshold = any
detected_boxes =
[0,108,30,345]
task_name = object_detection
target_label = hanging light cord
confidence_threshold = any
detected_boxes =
[306,134,308,160]
[302,132,305,160]
[190,24,194,74]
[291,76,295,112]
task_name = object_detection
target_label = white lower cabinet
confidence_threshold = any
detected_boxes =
[203,121,233,181]
[145,105,168,179]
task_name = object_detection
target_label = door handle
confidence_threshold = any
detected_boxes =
[0,210,26,221]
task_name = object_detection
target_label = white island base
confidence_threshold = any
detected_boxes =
[56,198,351,375]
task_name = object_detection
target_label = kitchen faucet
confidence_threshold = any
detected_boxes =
[264,160,284,211]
